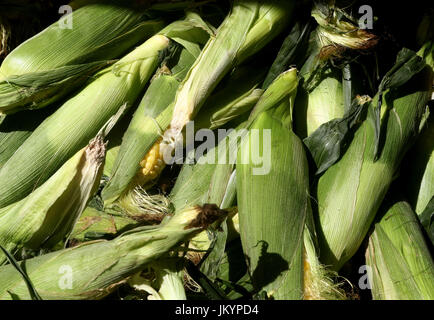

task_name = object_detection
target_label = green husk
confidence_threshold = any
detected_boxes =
[262,19,314,89]
[315,48,433,270]
[193,65,266,131]
[213,238,254,299]
[69,207,142,244]
[0,107,55,169]
[170,125,242,213]
[0,61,114,114]
[237,69,306,299]
[304,95,371,175]
[0,30,172,209]
[402,112,434,215]
[101,106,136,178]
[419,198,434,245]
[103,146,121,179]
[214,210,346,300]
[366,199,434,300]
[0,205,226,300]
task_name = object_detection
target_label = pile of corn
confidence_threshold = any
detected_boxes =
[0,0,432,300]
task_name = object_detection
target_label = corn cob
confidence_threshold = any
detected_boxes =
[0,1,164,113]
[0,31,170,209]
[104,63,263,208]
[0,108,126,264]
[236,69,304,299]
[293,2,377,139]
[366,199,434,300]
[0,1,163,77]
[0,61,115,114]
[315,47,433,270]
[237,68,345,299]
[101,12,212,206]
[217,210,346,300]
[0,132,106,265]
[169,123,243,268]
[0,205,226,300]
[116,121,243,296]
[128,258,187,300]
[134,0,295,190]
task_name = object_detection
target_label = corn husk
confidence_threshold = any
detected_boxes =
[0,205,226,300]
[0,136,105,265]
[0,61,115,114]
[402,112,434,215]
[212,238,254,299]
[193,65,266,131]
[100,107,136,178]
[170,127,242,213]
[0,29,171,209]
[315,48,433,270]
[262,19,314,90]
[295,67,345,138]
[366,199,434,300]
[0,2,164,113]
[403,41,434,216]
[169,124,242,269]
[0,1,162,76]
[218,211,346,300]
[310,2,377,60]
